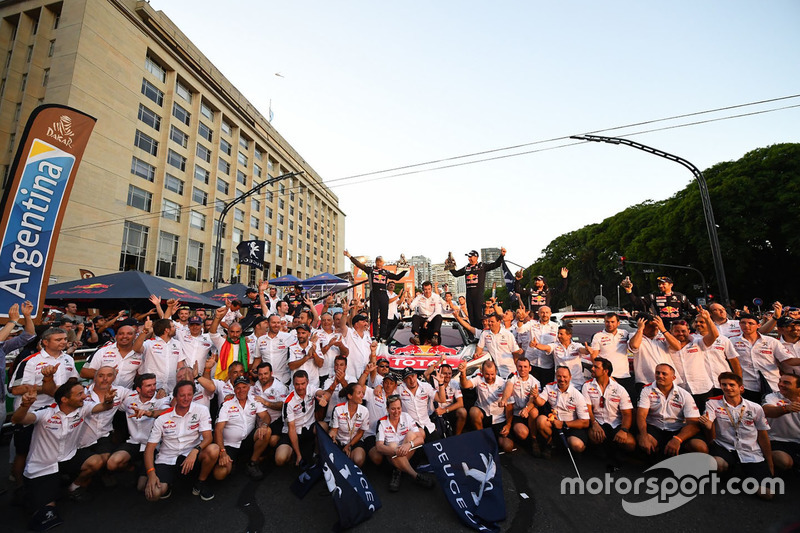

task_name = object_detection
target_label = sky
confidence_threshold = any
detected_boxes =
[155,0,800,270]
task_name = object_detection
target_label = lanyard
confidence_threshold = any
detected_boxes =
[722,401,747,439]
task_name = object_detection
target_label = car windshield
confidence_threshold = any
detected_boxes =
[389,320,465,349]
[567,322,637,345]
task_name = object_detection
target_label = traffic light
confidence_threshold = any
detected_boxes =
[619,256,626,268]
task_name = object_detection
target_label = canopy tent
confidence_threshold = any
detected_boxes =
[301,273,348,287]
[45,270,220,310]
[201,283,251,304]
[268,274,303,287]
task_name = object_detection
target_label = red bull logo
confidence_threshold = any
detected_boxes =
[388,344,460,371]
[167,287,190,295]
[73,283,110,289]
[214,292,238,299]
[392,344,457,356]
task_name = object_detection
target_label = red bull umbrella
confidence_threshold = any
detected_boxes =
[201,283,251,303]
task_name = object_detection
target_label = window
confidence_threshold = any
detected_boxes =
[278,214,284,225]
[141,79,164,106]
[215,199,225,213]
[53,13,60,29]
[265,207,273,219]
[254,147,263,160]
[164,174,184,195]
[175,80,192,103]
[232,228,243,244]
[218,158,230,175]
[234,208,244,222]
[119,221,149,271]
[250,216,259,229]
[20,74,27,92]
[138,104,161,131]
[279,184,285,194]
[221,120,232,135]
[220,138,231,156]
[127,185,152,211]
[251,198,260,212]
[290,192,295,201]
[287,250,292,261]
[237,170,247,185]
[265,192,273,202]
[172,102,190,126]
[186,240,204,281]
[265,241,272,254]
[237,152,248,167]
[254,163,262,178]
[13,103,21,123]
[145,56,166,82]
[201,102,214,120]
[169,125,188,148]
[26,45,33,63]
[196,143,211,163]
[42,68,49,87]
[131,157,155,182]
[213,220,226,237]
[194,165,209,185]
[134,130,158,156]
[190,211,206,230]
[216,178,229,195]
[277,229,284,240]
[167,150,186,171]
[264,222,272,235]
[156,232,179,278]
[192,187,207,206]
[31,18,38,35]
[299,212,303,221]
[198,122,212,142]
[268,159,274,172]
[236,189,245,199]
[162,198,181,221]
[277,245,283,258]
[289,220,294,231]
[289,206,294,216]
[279,199,285,210]
[288,235,294,245]
[48,40,55,57]
[239,137,249,150]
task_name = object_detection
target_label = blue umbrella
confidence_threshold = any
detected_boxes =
[301,273,348,287]
[268,274,303,287]
[201,283,251,303]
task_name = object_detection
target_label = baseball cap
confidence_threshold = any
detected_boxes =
[376,357,390,365]
[251,316,269,328]
[188,316,203,325]
[295,323,311,332]
[233,376,250,386]
[465,250,479,258]
[401,368,416,380]
[656,276,673,284]
[383,373,399,383]
[777,317,799,328]
[352,314,369,325]
[246,287,258,294]
[535,275,545,281]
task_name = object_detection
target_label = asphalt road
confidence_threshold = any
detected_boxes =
[1,432,799,533]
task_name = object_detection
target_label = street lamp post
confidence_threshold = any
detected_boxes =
[212,171,303,289]
[570,134,730,307]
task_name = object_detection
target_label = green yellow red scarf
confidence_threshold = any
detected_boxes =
[215,337,249,380]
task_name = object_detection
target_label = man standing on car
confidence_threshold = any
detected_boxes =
[344,251,407,342]
[622,275,696,328]
[448,248,506,329]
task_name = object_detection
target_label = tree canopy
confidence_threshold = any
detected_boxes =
[519,143,800,311]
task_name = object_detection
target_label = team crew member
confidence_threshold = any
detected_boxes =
[12,379,117,530]
[344,251,407,341]
[708,302,742,337]
[106,373,170,487]
[636,363,707,459]
[80,324,141,388]
[144,380,219,501]
[514,268,569,315]
[329,383,370,467]
[375,395,434,492]
[448,248,507,329]
[319,356,360,427]
[342,314,374,377]
[397,368,438,440]
[213,376,271,481]
[530,324,590,388]
[729,314,800,402]
[518,306,558,385]
[0,302,35,424]
[762,373,800,473]
[287,324,324,387]
[133,318,186,394]
[628,315,680,402]
[408,281,444,346]
[582,358,636,459]
[533,366,591,457]
[666,315,716,412]
[432,363,467,436]
[498,358,541,446]
[283,285,306,317]
[475,313,524,379]
[252,362,289,449]
[365,374,398,465]
[209,307,250,381]
[691,312,742,394]
[77,367,132,470]
[458,360,514,452]
[316,312,349,387]
[255,315,293,385]
[622,275,697,327]
[775,317,800,376]
[176,316,214,372]
[700,372,774,500]
[588,313,634,396]
[198,356,248,409]
[275,371,323,467]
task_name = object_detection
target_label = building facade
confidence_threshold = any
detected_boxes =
[481,247,503,290]
[0,0,345,291]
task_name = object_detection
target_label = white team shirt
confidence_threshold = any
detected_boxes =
[256,332,293,384]
[468,373,507,423]
[729,334,795,392]
[716,319,742,338]
[139,336,185,392]
[432,377,463,409]
[343,328,372,377]
[363,386,388,437]
[288,341,321,387]
[638,383,699,431]
[697,335,739,388]
[376,412,420,445]
[397,381,436,432]
[779,338,800,377]
[79,385,132,448]
[763,392,800,443]
[122,392,171,449]
[24,403,95,478]
[176,331,213,371]
[629,334,679,385]
[670,339,714,395]
[505,373,541,415]
[520,320,558,368]
[86,343,143,389]
[541,382,590,423]
[283,387,318,433]
[331,403,370,445]
[591,329,632,379]
[546,341,586,388]
[147,403,212,465]
[582,378,632,428]
[316,329,342,377]
[705,396,769,463]
[478,329,521,379]
[410,293,443,320]
[253,378,289,424]
[217,397,266,448]
[15,351,79,409]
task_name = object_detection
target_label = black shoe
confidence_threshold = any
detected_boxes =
[160,488,172,500]
[414,472,435,488]
[247,461,264,480]
[389,469,402,492]
[430,334,439,346]
[30,507,63,532]
[542,445,553,460]
[409,335,420,346]
[531,440,543,458]
[67,486,92,502]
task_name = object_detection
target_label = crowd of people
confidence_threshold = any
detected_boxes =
[1,250,799,531]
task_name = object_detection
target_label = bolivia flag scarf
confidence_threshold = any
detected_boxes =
[215,337,249,380]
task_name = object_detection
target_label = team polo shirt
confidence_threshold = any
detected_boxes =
[705,396,769,463]
[252,379,289,424]
[190,382,215,409]
[139,336,185,392]
[256,332,293,384]
[638,383,699,431]
[24,402,95,479]
[316,329,342,377]
[331,403,370,445]
[288,342,321,387]
[377,412,420,445]
[513,321,531,352]
[546,342,585,388]
[211,378,237,404]
[122,393,171,449]
[431,377,463,409]
[217,397,266,447]
[591,329,632,379]
[519,321,558,368]
[79,385,132,448]
[468,373,507,423]
[283,387,318,434]
[478,329,520,378]
[670,340,714,395]
[763,392,800,443]
[13,351,79,409]
[582,379,632,428]
[343,328,372,377]
[397,381,436,432]
[730,334,795,392]
[363,386,387,437]
[697,335,739,388]
[541,383,590,423]
[780,339,800,377]
[716,319,742,338]
[505,373,541,415]
[177,332,214,371]
[410,293,443,320]
[85,343,142,389]
[629,335,679,385]
[321,374,358,423]
[148,403,212,465]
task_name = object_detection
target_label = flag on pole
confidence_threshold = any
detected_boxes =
[423,428,506,532]
[500,259,518,306]
[237,240,265,269]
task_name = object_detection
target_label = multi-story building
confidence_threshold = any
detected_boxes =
[409,254,431,289]
[0,0,345,290]
[431,263,461,296]
[481,247,503,290]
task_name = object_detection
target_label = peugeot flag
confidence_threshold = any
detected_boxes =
[500,259,518,306]
[236,240,265,270]
[423,428,506,532]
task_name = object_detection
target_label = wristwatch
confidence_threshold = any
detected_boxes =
[194,445,202,452]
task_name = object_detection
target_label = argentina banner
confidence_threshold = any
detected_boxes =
[0,105,96,319]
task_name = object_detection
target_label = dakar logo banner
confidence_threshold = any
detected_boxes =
[0,105,96,319]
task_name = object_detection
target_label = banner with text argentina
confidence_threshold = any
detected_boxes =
[0,105,96,319]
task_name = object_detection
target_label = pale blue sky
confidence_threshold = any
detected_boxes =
[156,0,800,268]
